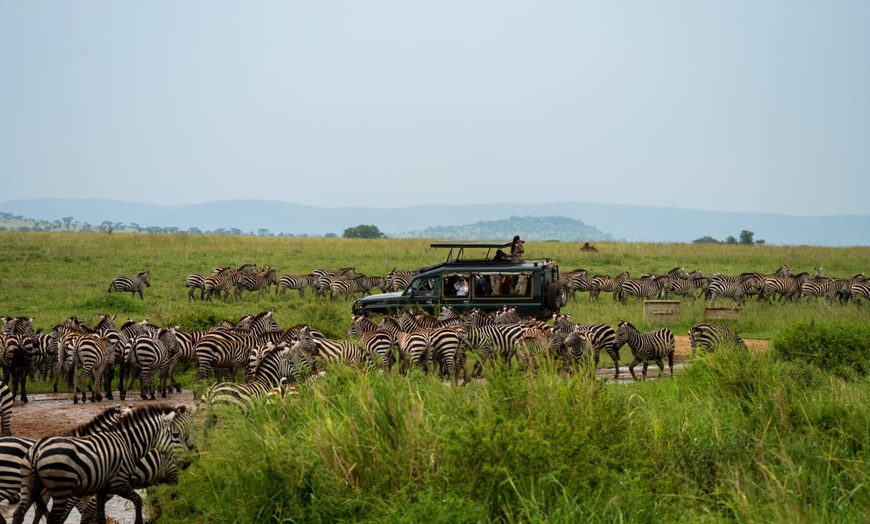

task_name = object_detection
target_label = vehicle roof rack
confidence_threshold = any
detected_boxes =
[429,241,512,263]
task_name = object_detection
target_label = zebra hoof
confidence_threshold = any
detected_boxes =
[20,396,28,403]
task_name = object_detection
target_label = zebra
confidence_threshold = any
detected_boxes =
[202,341,315,416]
[848,281,870,305]
[0,334,33,404]
[312,267,358,297]
[329,275,375,300]
[796,277,845,306]
[552,314,619,378]
[612,320,675,381]
[616,275,667,305]
[707,274,762,307]
[688,322,747,355]
[276,273,317,297]
[758,272,812,304]
[233,266,277,300]
[193,311,284,383]
[0,405,132,520]
[127,328,179,400]
[662,270,707,302]
[421,326,466,383]
[12,403,189,524]
[559,269,591,301]
[395,331,431,374]
[51,323,114,404]
[346,315,396,370]
[385,269,418,292]
[296,326,374,368]
[0,381,10,436]
[203,269,246,301]
[494,306,521,325]
[589,271,630,301]
[108,271,151,300]
[185,273,207,301]
[459,323,528,369]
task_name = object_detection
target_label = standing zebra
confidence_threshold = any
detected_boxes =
[589,271,630,301]
[707,275,762,307]
[612,320,675,380]
[297,326,374,368]
[0,381,11,436]
[127,328,179,400]
[385,269,418,292]
[0,334,34,404]
[616,276,667,305]
[185,274,207,301]
[276,274,318,297]
[108,271,151,300]
[193,311,283,383]
[552,314,619,378]
[688,322,747,355]
[233,266,278,300]
[13,404,188,524]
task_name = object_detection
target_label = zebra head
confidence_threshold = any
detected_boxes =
[138,271,151,287]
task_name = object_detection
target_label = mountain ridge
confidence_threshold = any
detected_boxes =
[1,198,867,246]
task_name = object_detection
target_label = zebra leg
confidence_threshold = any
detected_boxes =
[641,360,649,380]
[17,370,27,403]
[628,358,641,381]
[654,359,665,378]
[668,353,675,376]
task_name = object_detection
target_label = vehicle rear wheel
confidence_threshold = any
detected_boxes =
[546,283,564,312]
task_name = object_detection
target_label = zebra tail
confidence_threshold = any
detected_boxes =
[27,441,51,518]
[65,353,78,389]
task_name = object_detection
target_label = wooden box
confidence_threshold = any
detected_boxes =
[642,300,681,324]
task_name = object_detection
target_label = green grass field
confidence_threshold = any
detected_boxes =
[3,232,870,523]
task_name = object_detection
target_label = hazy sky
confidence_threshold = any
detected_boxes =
[2,2,868,216]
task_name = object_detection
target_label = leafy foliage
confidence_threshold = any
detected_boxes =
[343,224,386,238]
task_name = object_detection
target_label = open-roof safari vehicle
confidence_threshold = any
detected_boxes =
[351,241,568,319]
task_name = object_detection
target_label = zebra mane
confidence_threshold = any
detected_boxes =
[617,319,636,330]
[93,314,116,331]
[119,403,186,426]
[63,405,128,436]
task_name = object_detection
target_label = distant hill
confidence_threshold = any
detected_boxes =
[0,198,867,246]
[399,216,614,242]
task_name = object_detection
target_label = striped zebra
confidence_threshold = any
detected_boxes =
[234,266,278,300]
[385,269,418,292]
[0,405,131,520]
[616,275,667,305]
[560,269,591,301]
[758,272,812,304]
[202,341,314,416]
[550,329,588,368]
[589,271,630,301]
[30,332,56,384]
[108,271,151,300]
[12,404,188,524]
[0,381,10,436]
[847,281,870,305]
[346,315,396,370]
[421,326,466,383]
[203,269,245,301]
[459,323,527,369]
[193,311,284,383]
[185,273,207,301]
[51,324,114,404]
[127,328,178,400]
[662,270,708,302]
[276,273,317,297]
[0,334,33,404]
[394,331,431,374]
[329,275,376,300]
[552,314,619,378]
[797,276,858,306]
[612,320,675,380]
[312,267,358,297]
[707,274,762,307]
[297,326,374,368]
[688,322,746,355]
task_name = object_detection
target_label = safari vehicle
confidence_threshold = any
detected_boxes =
[351,241,568,319]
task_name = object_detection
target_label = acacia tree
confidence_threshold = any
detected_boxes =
[343,224,385,239]
[739,230,755,245]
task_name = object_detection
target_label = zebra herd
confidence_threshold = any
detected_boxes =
[559,265,870,307]
[186,264,406,302]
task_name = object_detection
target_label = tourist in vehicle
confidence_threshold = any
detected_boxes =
[511,235,525,263]
[454,277,469,296]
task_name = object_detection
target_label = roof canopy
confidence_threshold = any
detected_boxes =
[429,242,511,249]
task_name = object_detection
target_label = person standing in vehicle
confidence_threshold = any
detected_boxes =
[511,235,525,263]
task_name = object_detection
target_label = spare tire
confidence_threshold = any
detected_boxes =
[546,283,563,312]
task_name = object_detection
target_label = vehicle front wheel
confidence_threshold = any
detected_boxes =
[546,283,566,312]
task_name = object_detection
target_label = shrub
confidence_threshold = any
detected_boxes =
[772,320,870,378]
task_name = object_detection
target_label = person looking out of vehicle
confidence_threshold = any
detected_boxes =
[454,277,469,296]
[511,235,525,263]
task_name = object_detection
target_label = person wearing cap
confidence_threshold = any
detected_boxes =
[511,235,525,263]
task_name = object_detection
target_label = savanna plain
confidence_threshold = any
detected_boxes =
[1,232,869,523]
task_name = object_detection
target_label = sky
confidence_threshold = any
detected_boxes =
[1,1,868,217]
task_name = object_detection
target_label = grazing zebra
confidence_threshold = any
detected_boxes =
[589,271,630,301]
[707,275,762,307]
[0,334,33,404]
[296,326,373,368]
[612,320,675,380]
[108,271,151,300]
[552,314,619,378]
[276,273,317,297]
[202,341,314,416]
[185,274,207,301]
[13,404,188,524]
[346,316,396,370]
[688,322,747,355]
[234,266,278,300]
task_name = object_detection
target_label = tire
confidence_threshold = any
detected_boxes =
[546,283,563,312]
[556,283,569,307]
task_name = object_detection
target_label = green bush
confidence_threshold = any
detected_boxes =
[772,320,870,377]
